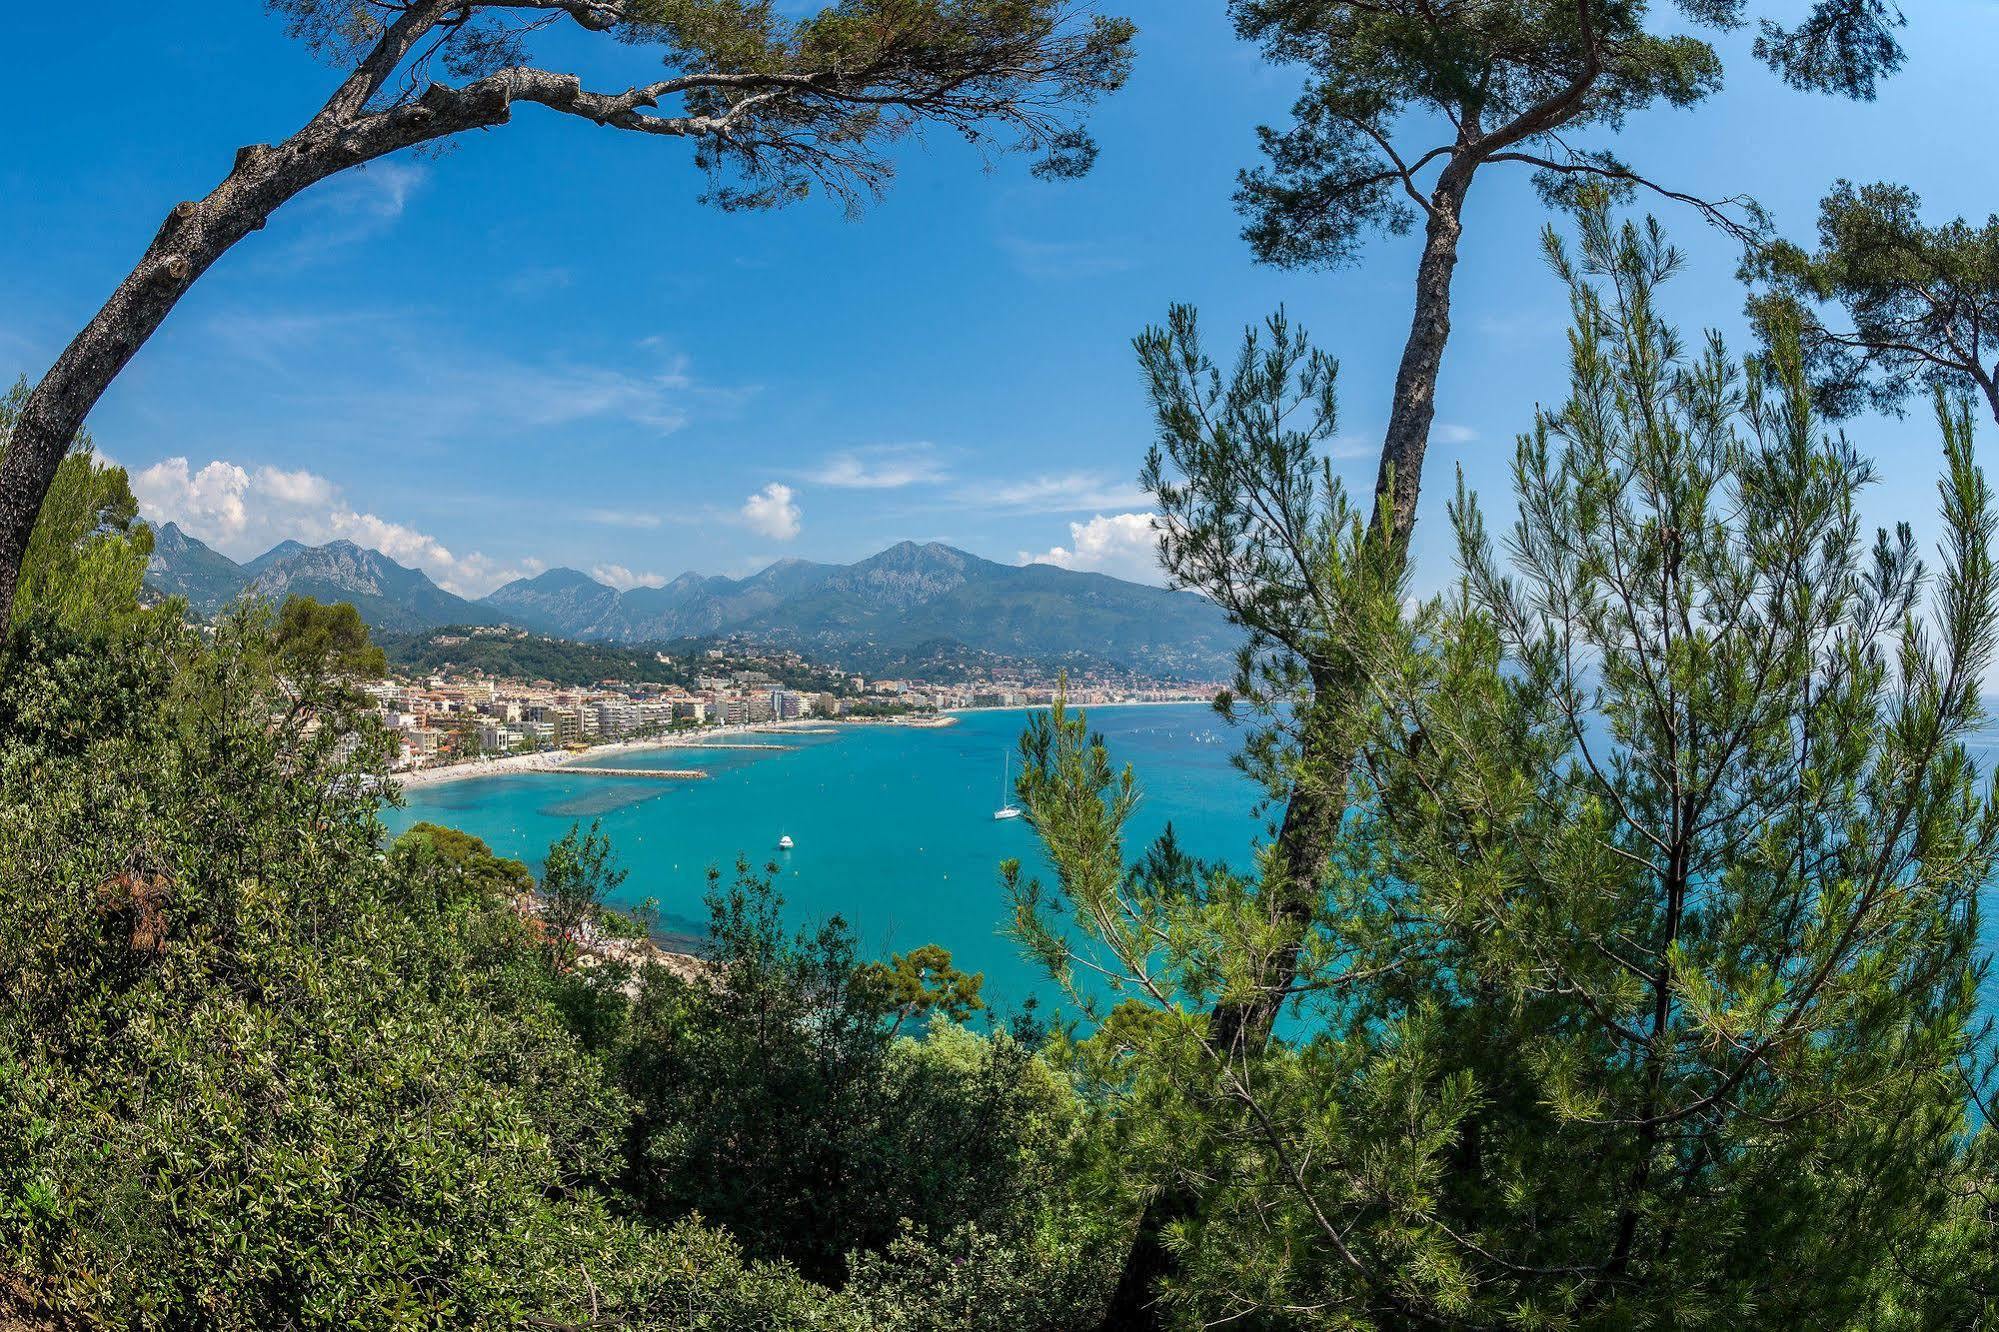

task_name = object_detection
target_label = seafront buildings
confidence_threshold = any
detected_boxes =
[364,658,1214,772]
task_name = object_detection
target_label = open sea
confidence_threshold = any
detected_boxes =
[384,703,1999,1018]
[382,703,1265,1015]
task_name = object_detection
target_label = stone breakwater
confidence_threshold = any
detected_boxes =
[527,766,707,781]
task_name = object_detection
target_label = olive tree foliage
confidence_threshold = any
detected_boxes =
[0,0,1135,627]
[1011,208,1999,1327]
[1748,179,1999,426]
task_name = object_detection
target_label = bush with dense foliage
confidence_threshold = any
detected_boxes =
[0,587,1112,1329]
[616,861,1104,1290]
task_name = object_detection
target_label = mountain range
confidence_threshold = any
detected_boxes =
[145,525,1240,676]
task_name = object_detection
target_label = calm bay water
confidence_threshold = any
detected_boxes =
[384,705,1999,1017]
[383,704,1266,1012]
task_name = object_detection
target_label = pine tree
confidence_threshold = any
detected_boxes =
[1012,205,1998,1327]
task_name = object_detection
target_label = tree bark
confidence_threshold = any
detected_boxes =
[1100,169,1477,1332]
[0,78,522,628]
[1374,166,1472,547]
[0,154,300,625]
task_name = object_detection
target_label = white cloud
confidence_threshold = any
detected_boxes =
[806,443,948,489]
[740,483,802,541]
[1021,512,1166,586]
[254,465,337,505]
[330,509,457,572]
[1435,423,1480,445]
[593,563,668,590]
[132,458,252,541]
[133,456,538,598]
[971,472,1151,514]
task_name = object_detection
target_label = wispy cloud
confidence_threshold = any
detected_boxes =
[1326,423,1477,460]
[261,161,429,269]
[960,471,1150,514]
[581,508,666,529]
[805,443,949,489]
[187,307,739,446]
[504,266,574,297]
[997,234,1137,280]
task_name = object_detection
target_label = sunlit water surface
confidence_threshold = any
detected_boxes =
[386,704,1999,1017]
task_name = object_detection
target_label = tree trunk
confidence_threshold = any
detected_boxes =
[1100,170,1476,1332]
[1209,170,1474,1054]
[0,131,366,626]
[1208,670,1350,1051]
[1374,169,1471,547]
[1976,367,1999,429]
[0,73,513,629]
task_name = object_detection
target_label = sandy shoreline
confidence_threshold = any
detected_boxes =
[392,701,1209,792]
[392,715,954,790]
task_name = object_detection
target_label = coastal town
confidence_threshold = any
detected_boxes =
[366,635,1220,780]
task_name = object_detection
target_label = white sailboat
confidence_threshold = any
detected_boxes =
[993,752,1023,821]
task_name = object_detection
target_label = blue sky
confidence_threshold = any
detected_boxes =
[3,2,1996,597]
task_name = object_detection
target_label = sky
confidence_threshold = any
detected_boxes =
[2,2,1997,598]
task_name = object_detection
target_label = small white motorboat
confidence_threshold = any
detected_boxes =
[778,834,795,850]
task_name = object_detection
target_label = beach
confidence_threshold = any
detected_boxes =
[385,701,1249,1009]
[393,714,955,789]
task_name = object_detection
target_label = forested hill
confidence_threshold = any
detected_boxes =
[377,627,697,688]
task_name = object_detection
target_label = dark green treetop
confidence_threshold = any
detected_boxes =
[540,819,629,940]
[1236,0,1904,275]
[857,942,987,1033]
[1749,179,1999,425]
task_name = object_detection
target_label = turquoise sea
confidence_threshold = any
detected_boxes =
[384,705,1999,1018]
[383,703,1265,1013]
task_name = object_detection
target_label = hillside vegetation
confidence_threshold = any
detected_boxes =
[10,218,1999,1328]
